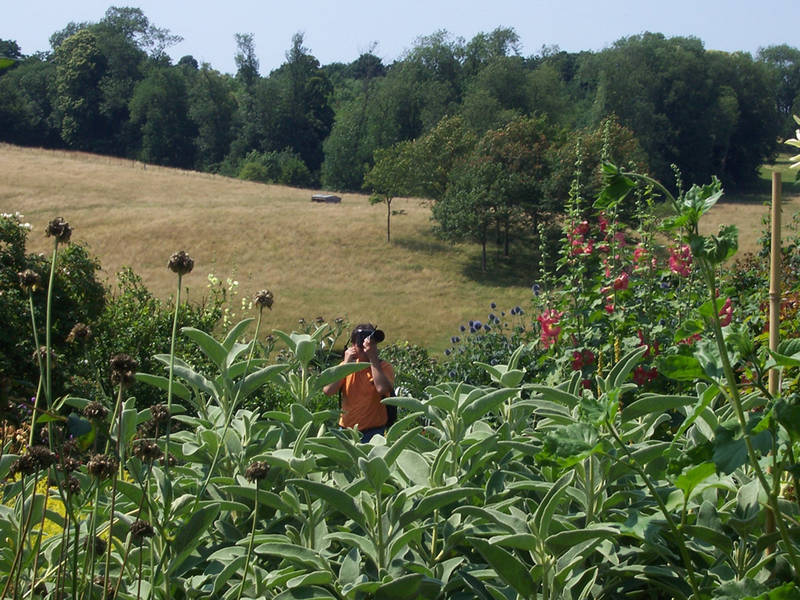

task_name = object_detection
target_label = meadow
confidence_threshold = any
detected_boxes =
[2,143,798,353]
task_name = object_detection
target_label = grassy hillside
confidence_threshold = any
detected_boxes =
[2,144,798,352]
[0,144,537,352]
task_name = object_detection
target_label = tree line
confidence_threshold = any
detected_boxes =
[1,7,799,256]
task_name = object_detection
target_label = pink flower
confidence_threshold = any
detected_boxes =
[598,214,609,234]
[537,309,563,349]
[571,349,596,371]
[604,302,615,314]
[669,244,692,277]
[575,221,590,236]
[613,232,627,246]
[613,272,629,291]
[718,297,733,326]
[633,246,648,264]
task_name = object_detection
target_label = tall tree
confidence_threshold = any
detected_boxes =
[363,140,415,243]
[758,44,800,139]
[129,66,196,167]
[53,29,108,150]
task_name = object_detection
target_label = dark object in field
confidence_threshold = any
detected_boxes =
[311,194,341,203]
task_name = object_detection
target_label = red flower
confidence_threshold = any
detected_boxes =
[669,244,692,277]
[613,272,629,291]
[598,214,609,234]
[633,365,658,386]
[718,297,733,326]
[572,349,596,371]
[537,309,563,349]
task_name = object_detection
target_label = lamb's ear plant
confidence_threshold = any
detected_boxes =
[272,326,371,407]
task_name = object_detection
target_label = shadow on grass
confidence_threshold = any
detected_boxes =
[392,234,451,254]
[461,243,542,288]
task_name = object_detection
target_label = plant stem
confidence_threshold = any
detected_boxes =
[606,420,702,598]
[165,273,182,477]
[26,291,44,448]
[236,481,260,600]
[699,258,800,574]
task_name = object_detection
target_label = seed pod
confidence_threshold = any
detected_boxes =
[87,453,119,480]
[253,289,274,310]
[168,250,194,275]
[109,354,138,387]
[82,401,109,421]
[66,323,92,344]
[130,519,155,540]
[45,217,72,244]
[244,461,270,482]
[18,269,41,291]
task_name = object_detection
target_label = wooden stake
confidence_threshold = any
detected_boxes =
[765,171,781,552]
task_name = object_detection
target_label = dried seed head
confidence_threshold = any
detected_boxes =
[66,323,92,344]
[168,250,194,275]
[86,453,118,480]
[244,461,270,482]
[46,217,72,244]
[65,475,81,495]
[92,575,114,598]
[9,454,37,478]
[28,445,57,470]
[61,439,79,456]
[149,403,170,424]
[253,289,274,310]
[131,439,163,462]
[82,401,109,421]
[31,346,56,366]
[130,519,155,540]
[60,456,81,473]
[86,537,107,555]
[109,354,138,387]
[18,269,41,292]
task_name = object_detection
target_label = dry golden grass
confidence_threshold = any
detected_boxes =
[4,144,797,351]
[700,159,800,256]
[0,144,531,351]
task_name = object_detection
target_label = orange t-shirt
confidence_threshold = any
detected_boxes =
[338,361,394,431]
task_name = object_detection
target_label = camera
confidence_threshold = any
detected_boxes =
[355,328,384,347]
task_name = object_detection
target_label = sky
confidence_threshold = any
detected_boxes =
[4,1,800,75]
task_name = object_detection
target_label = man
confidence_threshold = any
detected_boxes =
[323,324,394,442]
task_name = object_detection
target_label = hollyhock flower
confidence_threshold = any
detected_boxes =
[679,333,702,345]
[669,244,692,277]
[613,232,627,246]
[718,297,733,326]
[613,272,629,291]
[633,365,658,386]
[572,349,596,370]
[596,242,610,253]
[633,246,648,264]
[598,214,609,234]
[604,302,615,314]
[537,309,563,348]
[575,220,590,236]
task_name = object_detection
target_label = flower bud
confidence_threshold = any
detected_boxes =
[109,354,138,387]
[245,461,270,482]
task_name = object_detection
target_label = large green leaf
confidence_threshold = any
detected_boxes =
[658,355,707,382]
[622,394,694,420]
[182,327,228,369]
[398,487,482,528]
[545,527,618,552]
[167,503,220,574]
[254,542,329,571]
[468,537,536,598]
[239,364,288,397]
[222,318,255,350]
[460,388,519,426]
[533,470,574,536]
[135,373,191,401]
[604,346,648,390]
[314,362,370,388]
[287,479,361,523]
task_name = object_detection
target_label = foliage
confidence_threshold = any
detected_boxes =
[239,148,314,187]
[3,162,800,597]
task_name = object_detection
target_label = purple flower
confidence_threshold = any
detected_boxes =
[490,302,497,309]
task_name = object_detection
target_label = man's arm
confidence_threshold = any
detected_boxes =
[322,345,359,396]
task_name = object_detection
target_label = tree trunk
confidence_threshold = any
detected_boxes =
[386,198,392,243]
